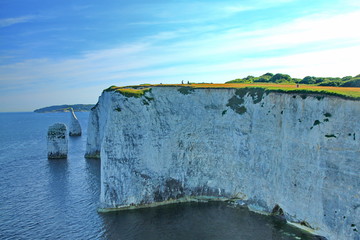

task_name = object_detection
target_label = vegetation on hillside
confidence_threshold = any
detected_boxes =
[104,73,360,101]
[226,73,360,87]
[193,84,360,100]
[105,83,360,101]
[104,85,151,98]
[34,104,95,113]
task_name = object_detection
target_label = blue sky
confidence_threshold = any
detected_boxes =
[1,0,360,112]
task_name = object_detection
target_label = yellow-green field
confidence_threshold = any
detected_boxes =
[106,83,360,100]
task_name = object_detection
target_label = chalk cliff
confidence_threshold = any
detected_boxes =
[48,123,68,159]
[86,86,360,240]
[69,108,82,136]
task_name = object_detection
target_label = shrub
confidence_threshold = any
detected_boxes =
[318,81,341,86]
[341,78,360,87]
[261,72,274,78]
[269,73,292,83]
[341,76,353,81]
[254,77,270,83]
[300,76,317,84]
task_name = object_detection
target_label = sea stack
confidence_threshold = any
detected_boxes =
[47,123,68,159]
[69,108,82,136]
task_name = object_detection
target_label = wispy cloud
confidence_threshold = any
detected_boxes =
[344,0,360,7]
[128,0,297,26]
[0,15,35,28]
[1,4,360,111]
[1,9,360,87]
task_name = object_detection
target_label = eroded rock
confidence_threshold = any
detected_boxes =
[47,123,68,159]
[69,108,81,136]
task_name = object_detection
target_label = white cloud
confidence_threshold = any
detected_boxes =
[1,8,360,111]
[222,0,296,13]
[179,10,360,57]
[128,0,296,26]
[344,0,360,7]
[0,16,34,28]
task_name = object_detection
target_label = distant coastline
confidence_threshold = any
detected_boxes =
[34,104,95,113]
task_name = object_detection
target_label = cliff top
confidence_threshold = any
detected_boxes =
[104,83,360,101]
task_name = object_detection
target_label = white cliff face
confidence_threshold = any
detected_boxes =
[85,94,112,158]
[47,123,68,159]
[87,87,360,240]
[69,108,82,136]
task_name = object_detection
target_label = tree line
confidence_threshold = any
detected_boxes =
[226,73,360,87]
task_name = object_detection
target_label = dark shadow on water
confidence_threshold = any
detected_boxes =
[85,158,101,177]
[84,158,101,201]
[99,201,317,240]
[68,135,85,155]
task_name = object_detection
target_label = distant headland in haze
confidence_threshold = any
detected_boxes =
[34,104,95,113]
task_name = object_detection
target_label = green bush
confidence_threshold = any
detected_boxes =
[318,81,341,86]
[342,76,352,81]
[341,78,360,87]
[226,73,360,88]
[253,77,270,83]
[269,73,292,83]
[226,78,253,83]
[300,76,317,84]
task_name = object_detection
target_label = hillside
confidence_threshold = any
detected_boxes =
[34,104,95,113]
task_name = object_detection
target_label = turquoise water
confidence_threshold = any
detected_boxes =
[0,112,317,239]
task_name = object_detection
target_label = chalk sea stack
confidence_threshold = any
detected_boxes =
[69,108,82,136]
[47,123,68,159]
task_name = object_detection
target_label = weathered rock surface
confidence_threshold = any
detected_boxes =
[47,123,68,159]
[69,108,82,136]
[86,87,360,240]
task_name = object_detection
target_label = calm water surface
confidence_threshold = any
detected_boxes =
[0,112,316,240]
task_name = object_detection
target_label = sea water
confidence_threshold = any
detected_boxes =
[0,112,316,239]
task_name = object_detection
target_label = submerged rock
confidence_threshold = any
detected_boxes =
[47,123,68,159]
[69,108,82,136]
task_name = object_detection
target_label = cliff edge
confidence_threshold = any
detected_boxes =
[86,86,360,240]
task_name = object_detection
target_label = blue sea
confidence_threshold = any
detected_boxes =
[0,112,316,240]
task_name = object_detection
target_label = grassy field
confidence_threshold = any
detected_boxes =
[197,83,360,99]
[104,86,151,98]
[106,83,360,100]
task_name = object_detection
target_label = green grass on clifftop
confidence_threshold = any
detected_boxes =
[104,86,151,98]
[104,83,360,100]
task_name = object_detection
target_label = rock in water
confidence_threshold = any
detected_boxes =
[47,123,68,159]
[69,108,82,136]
